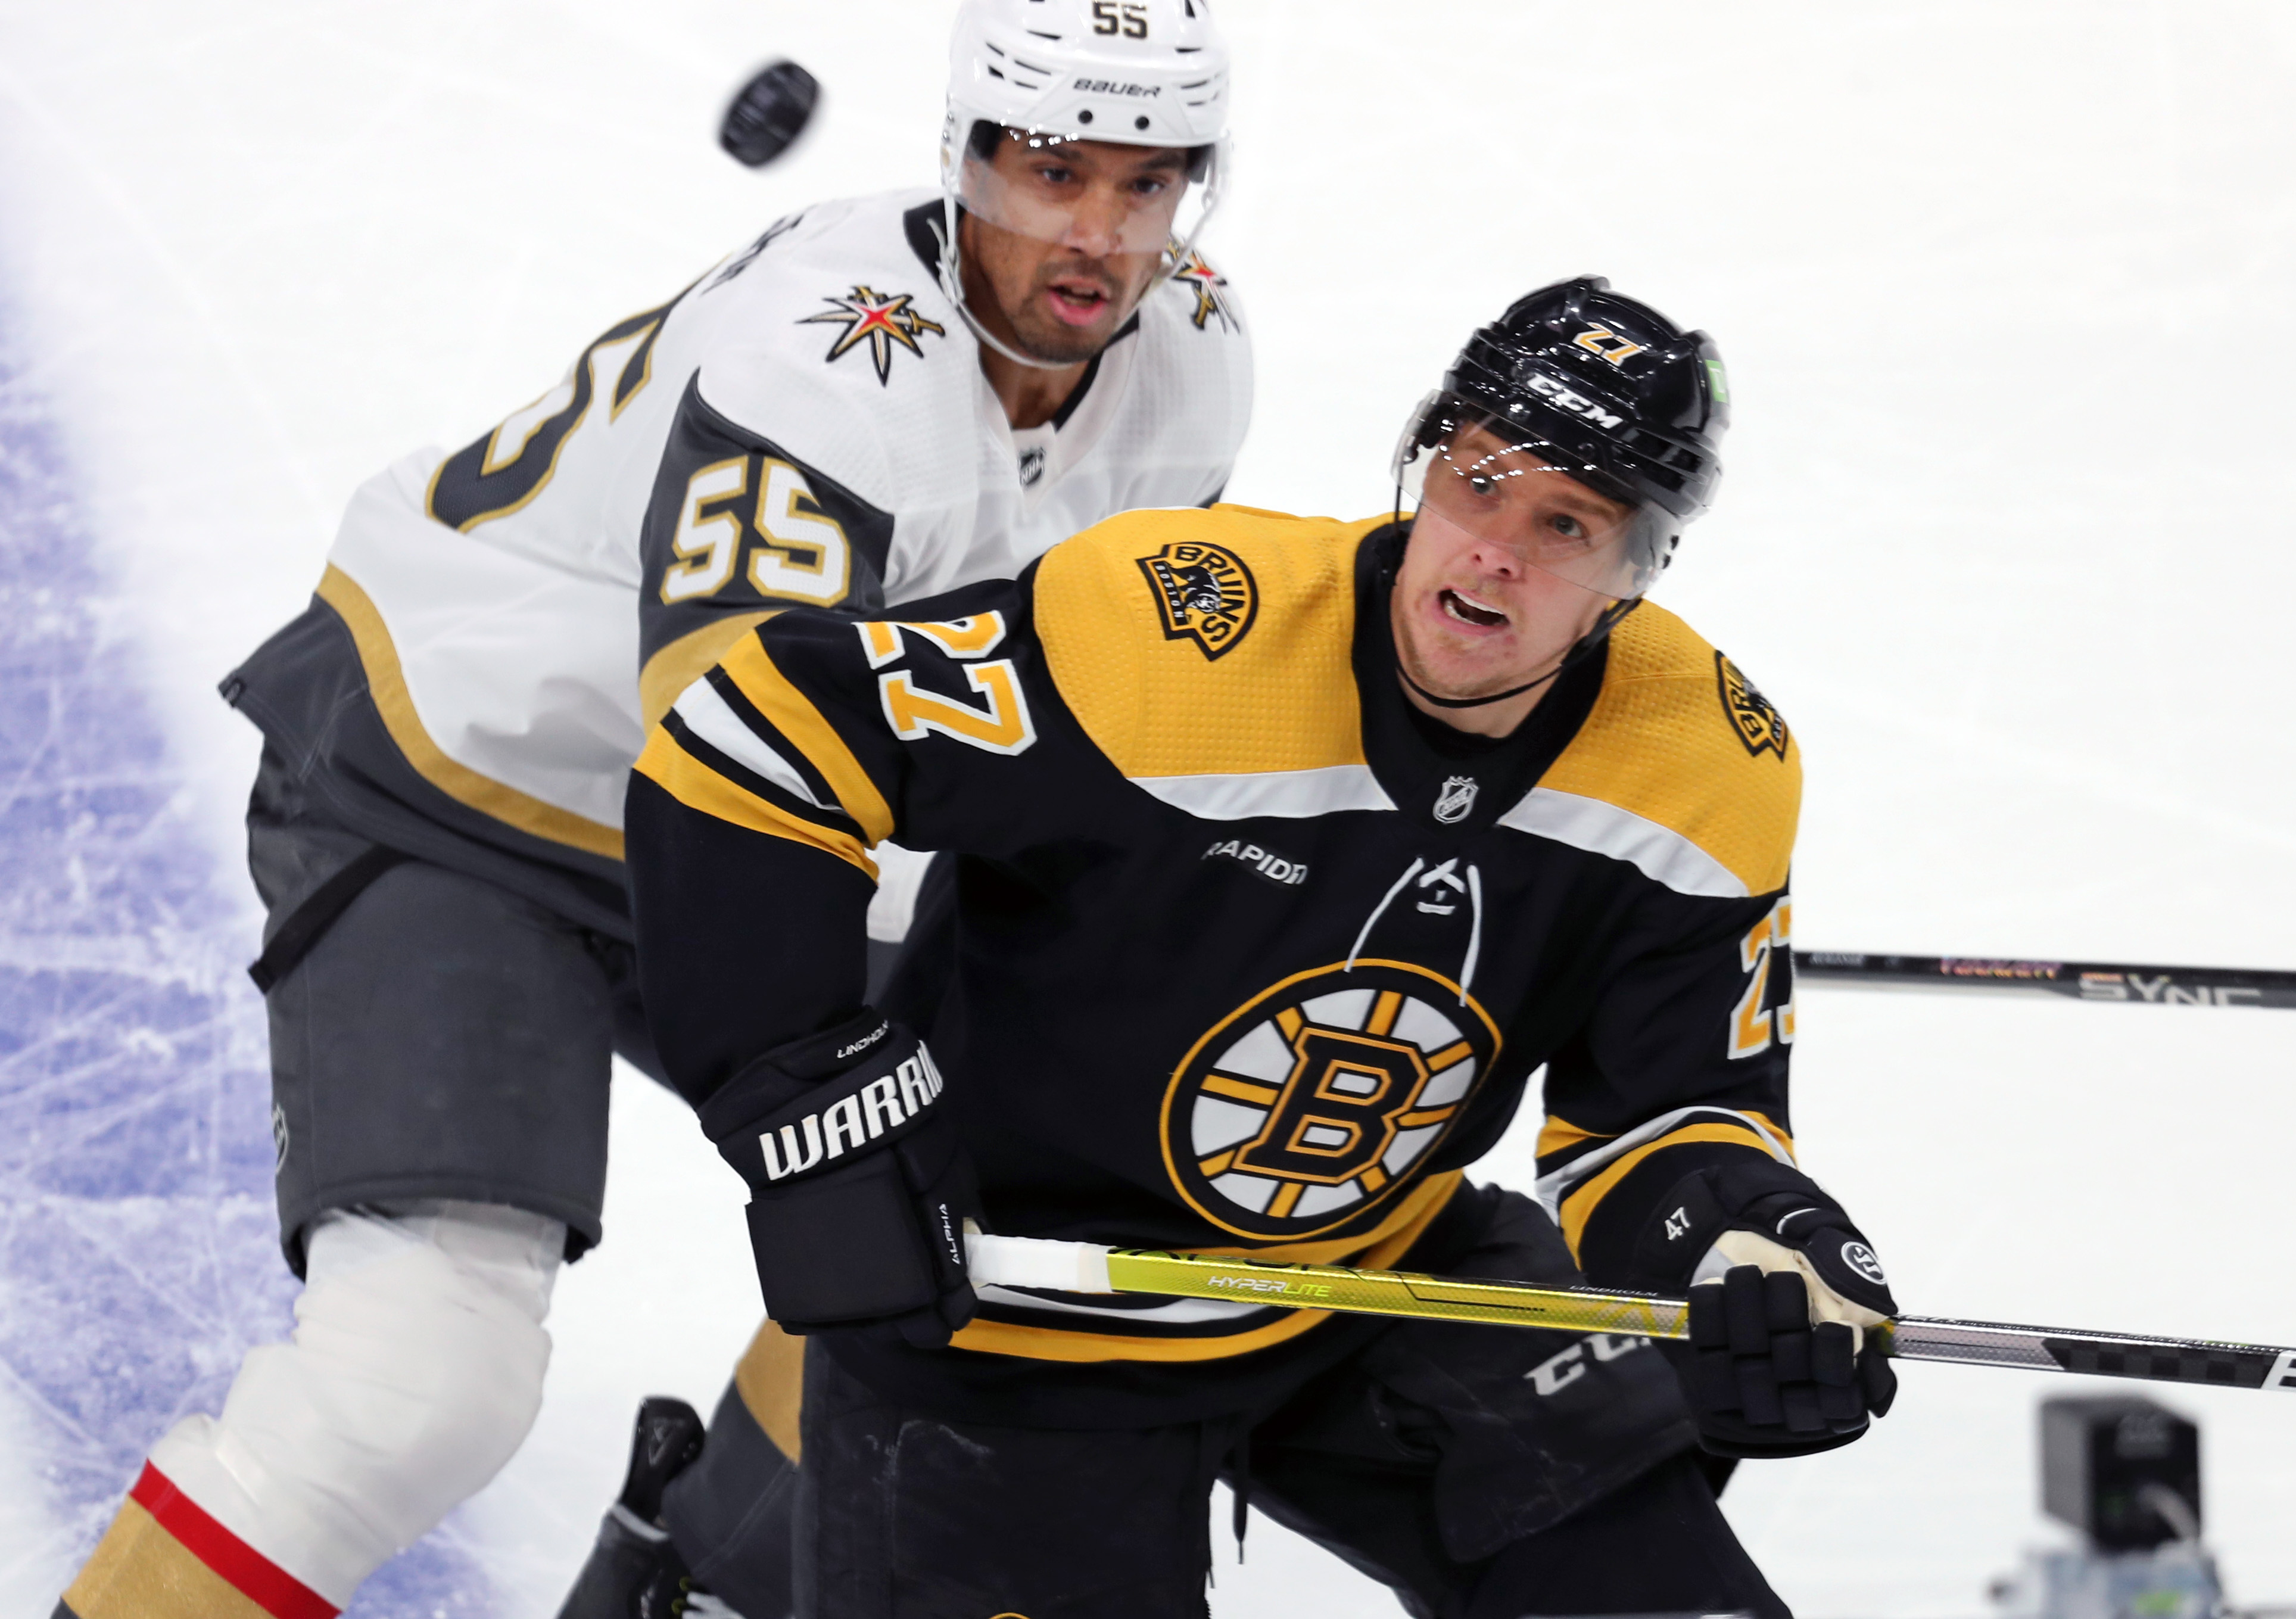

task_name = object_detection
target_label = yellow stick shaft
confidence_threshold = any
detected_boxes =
[1101,1248,1690,1338]
[981,1241,2296,1391]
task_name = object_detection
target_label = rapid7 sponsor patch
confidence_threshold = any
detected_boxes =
[1204,838,1307,886]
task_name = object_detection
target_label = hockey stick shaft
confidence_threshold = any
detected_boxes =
[965,1235,2296,1393]
[1796,951,2296,1009]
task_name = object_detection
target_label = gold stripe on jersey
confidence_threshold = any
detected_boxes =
[733,1319,807,1464]
[317,566,624,861]
[634,726,878,879]
[64,1502,285,1619]
[716,633,896,845]
[1535,604,1800,898]
[1536,1114,1611,1159]
[949,1170,1463,1364]
[1034,506,1376,782]
[1536,1109,1795,1168]
[640,611,781,729]
[1554,1114,1795,1261]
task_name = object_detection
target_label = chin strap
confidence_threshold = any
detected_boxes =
[1397,596,1642,711]
[936,197,1071,372]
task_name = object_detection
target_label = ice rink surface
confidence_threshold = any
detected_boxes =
[1,2,2292,1614]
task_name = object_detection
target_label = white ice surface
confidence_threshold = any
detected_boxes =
[2,2,2294,1615]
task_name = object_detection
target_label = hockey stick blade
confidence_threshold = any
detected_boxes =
[1797,950,2296,1010]
[964,1235,2296,1392]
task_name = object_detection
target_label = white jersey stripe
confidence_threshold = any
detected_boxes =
[1532,1104,1796,1222]
[672,677,846,817]
[1496,786,1749,899]
[1129,764,1397,821]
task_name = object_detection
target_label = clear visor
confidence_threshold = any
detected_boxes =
[953,128,1222,269]
[1391,392,1678,601]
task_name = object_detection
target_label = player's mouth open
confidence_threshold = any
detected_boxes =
[1440,589,1509,629]
[1045,281,1111,325]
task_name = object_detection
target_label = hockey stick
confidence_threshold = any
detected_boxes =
[965,1235,2296,1393]
[1796,951,2296,1010]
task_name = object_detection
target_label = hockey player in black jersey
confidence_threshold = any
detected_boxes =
[622,275,1900,1617]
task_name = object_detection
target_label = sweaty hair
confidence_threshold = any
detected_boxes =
[967,120,1212,183]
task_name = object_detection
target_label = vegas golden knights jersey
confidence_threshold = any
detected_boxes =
[628,505,1805,1424]
[220,190,1251,938]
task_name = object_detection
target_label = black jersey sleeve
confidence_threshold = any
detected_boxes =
[635,375,898,730]
[624,769,876,1106]
[625,580,1050,1098]
[1532,885,1800,1289]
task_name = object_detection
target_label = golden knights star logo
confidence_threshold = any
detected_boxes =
[799,285,946,384]
[1160,961,1501,1240]
[1170,244,1236,333]
[1138,539,1257,659]
[1716,652,1790,761]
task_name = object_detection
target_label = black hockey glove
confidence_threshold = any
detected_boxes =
[699,1009,978,1349]
[1635,1158,1899,1459]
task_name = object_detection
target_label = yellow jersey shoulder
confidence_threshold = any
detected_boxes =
[1538,603,1800,897]
[1033,506,1378,781]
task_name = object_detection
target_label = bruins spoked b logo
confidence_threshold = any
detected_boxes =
[1161,961,1501,1240]
[1139,540,1257,660]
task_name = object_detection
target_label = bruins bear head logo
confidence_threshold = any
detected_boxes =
[1139,540,1257,660]
[1716,653,1790,761]
[1161,960,1501,1240]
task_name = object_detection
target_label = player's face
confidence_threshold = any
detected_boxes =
[958,137,1189,364]
[1392,425,1628,707]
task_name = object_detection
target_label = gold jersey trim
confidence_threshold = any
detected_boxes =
[1531,603,1800,898]
[317,565,624,861]
[1554,1116,1794,1261]
[948,1170,1463,1364]
[1035,507,1377,786]
[640,609,781,730]
[634,727,877,880]
[1537,1109,1793,1168]
[1033,513,1796,894]
[1535,1113,1611,1160]
[733,1319,807,1465]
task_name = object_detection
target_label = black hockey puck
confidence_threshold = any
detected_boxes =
[720,60,819,169]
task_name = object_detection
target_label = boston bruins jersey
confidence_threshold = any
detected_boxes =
[628,506,1806,1426]
[222,189,1251,936]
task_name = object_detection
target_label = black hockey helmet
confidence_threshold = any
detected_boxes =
[1394,278,1728,600]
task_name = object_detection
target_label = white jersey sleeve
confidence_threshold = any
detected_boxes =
[228,189,1253,924]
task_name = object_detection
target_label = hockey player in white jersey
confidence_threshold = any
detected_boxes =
[53,6,1248,1619]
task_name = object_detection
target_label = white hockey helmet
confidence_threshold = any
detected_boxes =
[938,0,1232,368]
[945,0,1229,150]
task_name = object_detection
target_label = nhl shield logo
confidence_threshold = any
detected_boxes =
[1433,776,1478,824]
[1138,540,1258,660]
[1160,960,1501,1240]
[1715,653,1790,761]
